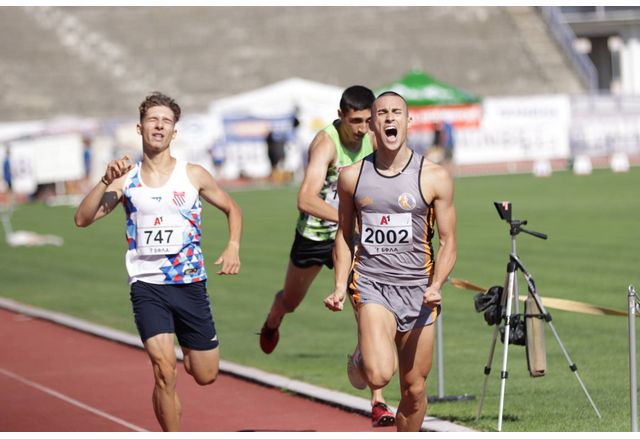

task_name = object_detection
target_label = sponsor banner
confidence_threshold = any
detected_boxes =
[450,95,571,165]
[9,133,85,183]
[570,95,640,156]
[482,95,571,127]
[7,143,37,195]
[218,114,298,179]
[219,140,271,179]
[454,124,570,165]
[408,104,482,131]
[222,114,295,142]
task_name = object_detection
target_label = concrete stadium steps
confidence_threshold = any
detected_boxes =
[1,6,587,121]
[506,6,586,93]
[0,7,136,120]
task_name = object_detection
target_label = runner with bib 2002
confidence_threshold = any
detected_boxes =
[324,91,457,432]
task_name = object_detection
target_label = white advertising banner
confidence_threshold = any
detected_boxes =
[454,95,571,165]
[482,95,571,127]
[10,133,85,183]
[570,95,640,156]
[8,143,37,195]
[455,124,569,165]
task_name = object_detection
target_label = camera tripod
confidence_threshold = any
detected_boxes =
[475,202,601,431]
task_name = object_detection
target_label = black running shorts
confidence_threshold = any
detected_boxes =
[289,230,335,269]
[130,280,219,350]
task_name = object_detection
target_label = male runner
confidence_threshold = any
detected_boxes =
[75,92,242,431]
[259,85,395,426]
[324,91,457,431]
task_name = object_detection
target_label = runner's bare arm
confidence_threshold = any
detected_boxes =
[297,131,339,223]
[323,163,359,312]
[74,155,133,227]
[189,164,242,275]
[421,164,457,306]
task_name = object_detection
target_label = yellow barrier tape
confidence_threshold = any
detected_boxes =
[447,277,632,318]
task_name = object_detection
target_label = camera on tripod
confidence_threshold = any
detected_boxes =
[473,201,601,430]
[494,201,512,223]
[475,201,547,353]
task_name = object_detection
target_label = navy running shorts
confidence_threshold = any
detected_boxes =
[289,230,334,269]
[130,280,219,350]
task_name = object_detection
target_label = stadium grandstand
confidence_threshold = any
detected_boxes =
[1,6,593,121]
[1,5,639,189]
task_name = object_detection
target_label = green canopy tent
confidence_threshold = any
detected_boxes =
[374,70,482,133]
[375,70,480,106]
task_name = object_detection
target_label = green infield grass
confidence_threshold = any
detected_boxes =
[0,167,638,431]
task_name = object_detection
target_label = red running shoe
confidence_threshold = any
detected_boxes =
[371,401,395,427]
[259,321,279,354]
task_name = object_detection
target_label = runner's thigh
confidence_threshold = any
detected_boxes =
[358,303,397,376]
[281,260,323,305]
[395,323,436,385]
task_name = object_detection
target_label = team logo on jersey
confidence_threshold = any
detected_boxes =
[398,193,416,210]
[173,191,186,207]
[151,196,162,202]
[184,263,197,275]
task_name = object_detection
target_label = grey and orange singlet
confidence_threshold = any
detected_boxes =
[353,151,435,286]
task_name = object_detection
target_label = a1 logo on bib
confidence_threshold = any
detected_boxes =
[398,193,416,210]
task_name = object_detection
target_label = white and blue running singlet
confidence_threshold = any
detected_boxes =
[122,159,206,285]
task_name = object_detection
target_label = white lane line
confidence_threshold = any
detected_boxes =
[0,368,148,432]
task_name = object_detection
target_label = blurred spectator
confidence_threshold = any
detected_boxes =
[80,135,93,192]
[210,141,226,177]
[2,146,11,192]
[266,129,286,171]
[266,129,287,183]
[427,120,455,164]
[83,135,92,178]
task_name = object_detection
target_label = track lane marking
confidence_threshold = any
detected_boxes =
[0,368,148,432]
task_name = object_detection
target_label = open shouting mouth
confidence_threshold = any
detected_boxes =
[384,126,398,142]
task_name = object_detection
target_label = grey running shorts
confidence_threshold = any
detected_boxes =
[349,273,440,332]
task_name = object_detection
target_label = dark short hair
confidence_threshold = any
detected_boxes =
[376,90,408,105]
[139,92,181,123]
[339,85,375,113]
[373,91,408,113]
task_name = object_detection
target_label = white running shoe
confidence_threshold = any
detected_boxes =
[347,347,367,390]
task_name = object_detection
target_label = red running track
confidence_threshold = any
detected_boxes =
[0,307,394,432]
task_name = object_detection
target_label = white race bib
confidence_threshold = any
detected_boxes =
[136,214,186,255]
[361,212,413,254]
[325,182,339,209]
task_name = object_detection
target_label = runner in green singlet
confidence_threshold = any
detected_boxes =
[259,85,395,427]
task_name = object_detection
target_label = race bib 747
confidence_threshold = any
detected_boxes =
[136,214,186,255]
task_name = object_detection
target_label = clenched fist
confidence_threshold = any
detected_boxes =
[102,155,134,185]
